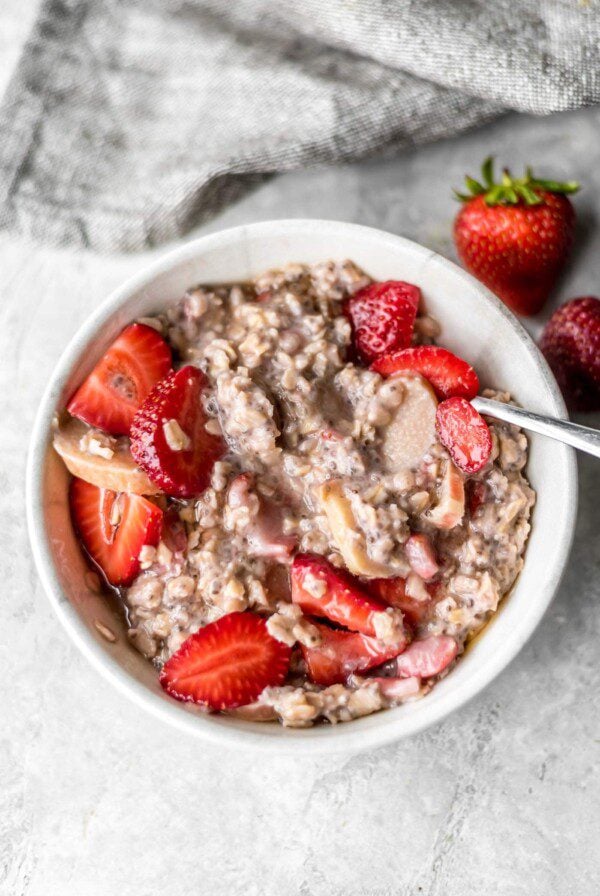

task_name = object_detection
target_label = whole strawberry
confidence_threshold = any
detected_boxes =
[453,158,579,316]
[539,297,600,412]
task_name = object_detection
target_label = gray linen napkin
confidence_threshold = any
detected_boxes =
[0,0,597,252]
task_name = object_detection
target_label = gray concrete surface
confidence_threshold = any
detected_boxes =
[1,5,599,894]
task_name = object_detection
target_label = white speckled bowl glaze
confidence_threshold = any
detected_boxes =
[26,220,577,753]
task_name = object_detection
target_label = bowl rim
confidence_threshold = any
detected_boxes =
[26,218,578,754]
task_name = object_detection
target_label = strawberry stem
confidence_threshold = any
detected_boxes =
[453,157,580,206]
[481,156,494,188]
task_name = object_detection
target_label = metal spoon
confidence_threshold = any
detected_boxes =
[472,396,600,459]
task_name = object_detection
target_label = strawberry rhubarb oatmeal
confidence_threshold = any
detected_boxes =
[54,261,535,727]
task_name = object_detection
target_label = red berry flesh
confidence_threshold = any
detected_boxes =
[344,280,420,364]
[70,477,163,586]
[372,345,479,400]
[130,366,224,498]
[160,612,291,710]
[436,397,492,473]
[68,323,172,435]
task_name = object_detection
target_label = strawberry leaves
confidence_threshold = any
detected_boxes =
[454,157,579,207]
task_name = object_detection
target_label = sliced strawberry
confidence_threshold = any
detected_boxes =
[371,346,479,400]
[130,366,224,498]
[404,533,439,581]
[436,397,492,473]
[302,622,407,686]
[344,280,420,364]
[70,477,162,586]
[227,473,296,560]
[291,553,393,637]
[159,612,291,709]
[394,635,458,679]
[68,324,172,435]
[370,576,437,628]
[427,459,466,529]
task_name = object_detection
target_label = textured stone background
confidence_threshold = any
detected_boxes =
[1,5,599,894]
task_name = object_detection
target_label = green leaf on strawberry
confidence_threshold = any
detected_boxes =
[454,157,579,208]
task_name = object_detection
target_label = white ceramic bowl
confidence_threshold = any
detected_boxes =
[27,220,577,753]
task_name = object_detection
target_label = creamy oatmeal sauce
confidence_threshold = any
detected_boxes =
[118,260,534,727]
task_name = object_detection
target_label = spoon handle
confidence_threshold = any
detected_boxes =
[471,396,600,459]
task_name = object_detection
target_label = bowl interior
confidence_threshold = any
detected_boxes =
[28,221,576,753]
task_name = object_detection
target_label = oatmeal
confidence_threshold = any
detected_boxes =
[56,260,535,727]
